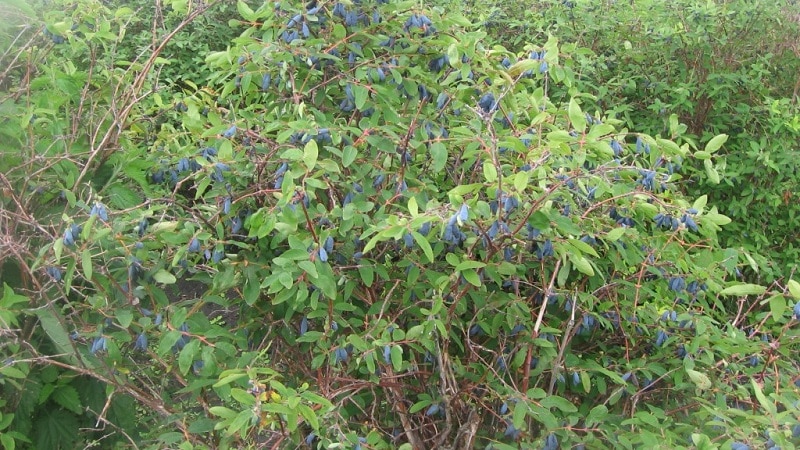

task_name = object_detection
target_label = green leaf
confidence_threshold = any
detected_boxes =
[568,98,586,133]
[411,231,434,262]
[568,238,599,258]
[585,404,608,427]
[718,283,766,296]
[0,434,14,450]
[692,195,707,212]
[703,159,720,184]
[0,412,13,431]
[483,160,497,182]
[231,388,255,407]
[81,249,92,280]
[236,0,256,20]
[446,43,459,68]
[342,145,357,167]
[704,134,728,153]
[390,345,403,372]
[213,372,248,388]
[297,403,319,430]
[512,402,527,429]
[513,170,529,193]
[693,151,712,160]
[1,283,28,309]
[33,408,79,450]
[34,308,78,364]
[570,254,594,276]
[507,59,539,77]
[766,294,786,320]
[353,84,369,110]
[539,395,577,413]
[751,378,776,415]
[461,269,481,287]
[787,279,800,299]
[188,418,217,434]
[106,184,142,209]
[116,309,133,328]
[303,139,318,171]
[178,339,200,376]
[209,406,238,419]
[358,266,374,287]
[51,386,82,414]
[153,269,177,284]
[686,368,712,391]
[311,263,337,299]
[455,260,486,271]
[429,142,447,172]
[0,365,26,379]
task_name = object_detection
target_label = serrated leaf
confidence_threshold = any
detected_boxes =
[106,184,142,209]
[153,269,176,284]
[704,134,728,153]
[718,284,766,296]
[34,308,77,364]
[51,386,82,414]
[33,408,79,450]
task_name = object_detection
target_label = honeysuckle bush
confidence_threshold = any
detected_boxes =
[471,0,800,281]
[3,0,800,449]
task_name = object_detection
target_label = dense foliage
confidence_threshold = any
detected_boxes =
[477,0,800,280]
[1,0,800,449]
